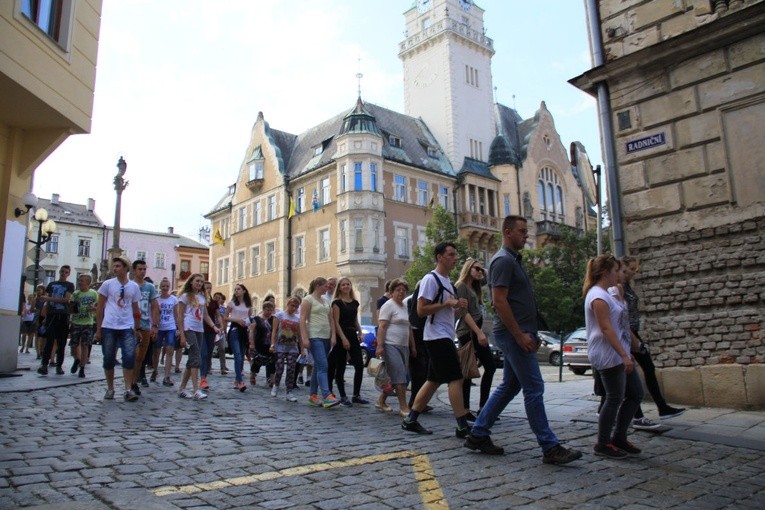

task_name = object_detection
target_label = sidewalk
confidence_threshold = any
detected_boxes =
[4,351,765,452]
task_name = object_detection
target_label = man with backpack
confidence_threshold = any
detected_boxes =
[402,241,472,438]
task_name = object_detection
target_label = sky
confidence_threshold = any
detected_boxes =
[32,0,601,242]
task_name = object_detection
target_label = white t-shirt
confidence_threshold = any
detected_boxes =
[98,278,141,330]
[378,299,410,347]
[419,271,457,341]
[179,293,206,333]
[157,295,178,331]
[585,286,629,370]
[226,300,250,326]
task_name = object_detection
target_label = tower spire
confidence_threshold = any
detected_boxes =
[356,56,363,99]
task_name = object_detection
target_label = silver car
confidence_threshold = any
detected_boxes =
[561,327,591,375]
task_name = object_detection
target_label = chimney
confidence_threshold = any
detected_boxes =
[168,226,174,234]
[51,193,60,205]
[87,198,95,212]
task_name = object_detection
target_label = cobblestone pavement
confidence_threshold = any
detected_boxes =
[1,352,764,509]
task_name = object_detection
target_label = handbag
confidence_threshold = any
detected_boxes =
[457,341,480,379]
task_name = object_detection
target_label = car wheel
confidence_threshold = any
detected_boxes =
[361,348,369,367]
[572,368,588,375]
[549,352,562,366]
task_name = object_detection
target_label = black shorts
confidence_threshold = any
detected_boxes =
[424,337,463,384]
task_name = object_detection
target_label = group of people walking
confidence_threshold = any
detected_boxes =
[25,213,684,465]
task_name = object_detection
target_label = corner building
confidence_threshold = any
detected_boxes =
[207,0,595,322]
[571,0,765,407]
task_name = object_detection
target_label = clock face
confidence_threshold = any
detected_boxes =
[417,0,432,13]
[459,0,472,11]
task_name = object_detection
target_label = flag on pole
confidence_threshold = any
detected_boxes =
[212,227,225,246]
[288,195,296,219]
[312,189,319,212]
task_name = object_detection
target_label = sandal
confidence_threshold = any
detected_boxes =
[375,402,393,413]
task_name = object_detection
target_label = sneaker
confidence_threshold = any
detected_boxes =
[352,395,369,405]
[543,445,583,465]
[464,434,505,455]
[175,367,181,373]
[131,383,141,396]
[271,386,278,397]
[78,367,85,378]
[178,390,193,399]
[150,371,157,383]
[297,375,304,385]
[286,392,297,402]
[323,394,341,408]
[70,360,80,374]
[55,366,65,375]
[308,394,322,407]
[593,443,628,459]
[632,417,662,430]
[402,419,433,435]
[104,389,115,400]
[304,380,310,387]
[193,390,208,401]
[238,382,247,393]
[339,397,353,407]
[612,438,641,455]
[200,378,209,391]
[456,426,472,439]
[162,378,174,387]
[124,390,139,402]
[37,365,48,375]
[141,376,149,387]
[659,407,686,420]
[464,411,478,423]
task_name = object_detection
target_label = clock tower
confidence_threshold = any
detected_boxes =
[399,0,496,168]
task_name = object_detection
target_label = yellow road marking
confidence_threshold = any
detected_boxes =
[153,450,449,508]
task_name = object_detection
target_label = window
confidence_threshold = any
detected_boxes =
[538,180,546,211]
[372,218,380,253]
[313,144,323,156]
[200,261,209,280]
[236,250,245,279]
[340,165,347,193]
[440,186,449,210]
[556,186,564,216]
[249,160,264,181]
[154,252,166,269]
[77,238,90,257]
[465,65,478,87]
[321,177,330,205]
[418,180,429,206]
[394,175,407,202]
[44,270,56,286]
[370,163,378,191]
[180,260,191,274]
[339,220,347,254]
[479,189,486,215]
[266,242,275,272]
[354,162,363,191]
[354,218,364,252]
[395,226,410,258]
[538,167,563,217]
[417,226,427,250]
[295,236,305,267]
[469,185,477,213]
[389,135,402,148]
[422,17,431,30]
[136,250,147,262]
[296,188,305,213]
[45,234,59,253]
[217,257,229,285]
[21,0,72,47]
[504,193,511,216]
[427,147,438,158]
[238,206,247,231]
[319,228,330,261]
[267,195,276,221]
[254,201,262,225]
[251,246,260,276]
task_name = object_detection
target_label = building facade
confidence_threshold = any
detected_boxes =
[570,0,765,407]
[207,0,595,323]
[0,0,102,372]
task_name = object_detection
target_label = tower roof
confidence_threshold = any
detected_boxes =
[339,97,382,137]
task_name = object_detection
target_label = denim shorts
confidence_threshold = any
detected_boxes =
[101,328,136,370]
[155,329,177,349]
[184,330,202,369]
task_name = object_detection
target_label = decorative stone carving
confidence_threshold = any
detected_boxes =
[523,191,533,219]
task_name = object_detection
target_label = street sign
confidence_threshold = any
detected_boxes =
[24,265,37,282]
[26,248,48,262]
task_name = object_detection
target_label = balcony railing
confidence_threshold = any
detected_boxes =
[460,212,500,231]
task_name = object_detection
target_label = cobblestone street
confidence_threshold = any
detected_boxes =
[1,352,764,509]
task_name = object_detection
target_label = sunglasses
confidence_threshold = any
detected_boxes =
[119,286,125,300]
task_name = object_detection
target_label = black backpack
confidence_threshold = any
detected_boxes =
[408,271,455,330]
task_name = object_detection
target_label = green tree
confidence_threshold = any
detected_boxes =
[523,226,601,335]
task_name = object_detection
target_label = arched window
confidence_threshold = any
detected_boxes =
[537,180,546,211]
[556,186,564,216]
[538,167,564,218]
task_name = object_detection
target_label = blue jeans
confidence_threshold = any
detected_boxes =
[471,330,559,452]
[200,331,216,378]
[228,328,245,383]
[309,337,331,398]
[101,328,137,370]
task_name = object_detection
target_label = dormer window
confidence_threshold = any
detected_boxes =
[389,135,402,148]
[427,146,438,158]
[247,146,265,181]
[313,145,323,156]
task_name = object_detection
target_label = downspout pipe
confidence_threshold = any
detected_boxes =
[585,0,625,257]
[285,178,292,298]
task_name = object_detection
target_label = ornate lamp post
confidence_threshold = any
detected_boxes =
[107,156,129,265]
[28,208,57,289]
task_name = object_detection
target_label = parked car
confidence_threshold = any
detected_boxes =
[537,330,563,366]
[359,324,377,367]
[561,327,590,375]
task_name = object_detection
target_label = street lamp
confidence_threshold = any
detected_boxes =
[107,156,129,265]
[14,192,39,217]
[28,207,57,289]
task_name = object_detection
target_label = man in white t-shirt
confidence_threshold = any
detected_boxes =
[95,256,142,402]
[402,241,470,437]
